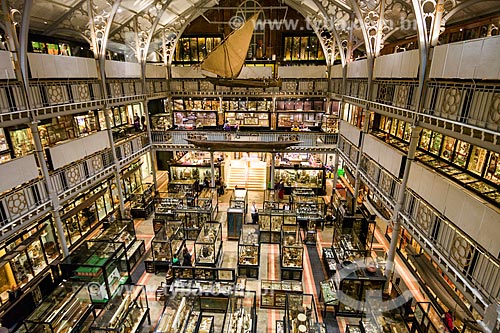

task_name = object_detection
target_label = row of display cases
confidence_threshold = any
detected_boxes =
[19,283,150,333]
[258,209,297,243]
[275,167,326,195]
[260,280,303,309]
[169,164,222,184]
[155,288,256,333]
[129,183,155,219]
[153,111,331,129]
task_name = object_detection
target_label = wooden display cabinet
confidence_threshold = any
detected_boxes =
[237,226,260,279]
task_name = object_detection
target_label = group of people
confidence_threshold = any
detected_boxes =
[172,245,192,267]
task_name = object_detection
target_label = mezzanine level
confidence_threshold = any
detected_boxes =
[0,132,150,242]
[151,130,337,153]
[337,134,499,314]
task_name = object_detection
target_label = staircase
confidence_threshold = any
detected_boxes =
[246,161,267,190]
[226,158,267,190]
[226,159,248,189]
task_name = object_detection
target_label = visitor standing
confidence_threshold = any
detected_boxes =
[251,202,259,224]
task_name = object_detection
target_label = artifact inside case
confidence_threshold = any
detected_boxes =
[21,282,94,333]
[156,294,196,333]
[224,292,256,333]
[90,284,149,333]
[195,222,222,266]
[281,227,303,268]
[238,228,259,266]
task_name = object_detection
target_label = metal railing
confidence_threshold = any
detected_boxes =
[0,179,51,234]
[151,130,337,150]
[400,190,500,309]
[338,135,499,311]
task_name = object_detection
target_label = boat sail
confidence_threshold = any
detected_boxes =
[200,12,282,88]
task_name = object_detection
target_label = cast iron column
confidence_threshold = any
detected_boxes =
[385,126,421,278]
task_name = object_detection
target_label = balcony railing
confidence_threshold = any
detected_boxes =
[400,191,499,309]
[50,149,115,202]
[151,130,337,151]
[0,179,51,236]
[338,134,499,310]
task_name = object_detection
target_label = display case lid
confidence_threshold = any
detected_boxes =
[196,222,221,244]
[24,282,91,324]
[239,226,259,245]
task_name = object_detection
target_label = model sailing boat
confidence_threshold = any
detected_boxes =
[200,12,282,88]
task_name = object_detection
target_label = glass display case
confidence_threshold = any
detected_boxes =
[194,222,223,267]
[90,285,150,333]
[154,193,186,228]
[280,226,304,281]
[96,219,145,270]
[333,263,387,317]
[155,293,197,333]
[176,206,215,240]
[20,282,95,333]
[275,166,326,195]
[130,183,155,218]
[260,280,303,309]
[151,113,171,131]
[231,188,248,214]
[224,291,257,333]
[60,241,130,305]
[319,278,338,318]
[149,224,185,273]
[322,248,337,277]
[258,209,283,244]
[198,188,218,213]
[332,215,376,263]
[169,165,221,183]
[168,180,197,201]
[294,195,325,229]
[284,293,326,333]
[238,226,260,278]
[360,304,411,333]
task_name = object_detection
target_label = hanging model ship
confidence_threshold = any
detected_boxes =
[200,12,282,88]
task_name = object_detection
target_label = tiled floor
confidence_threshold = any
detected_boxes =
[129,182,427,333]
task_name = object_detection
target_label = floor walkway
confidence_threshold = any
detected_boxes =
[127,184,428,332]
